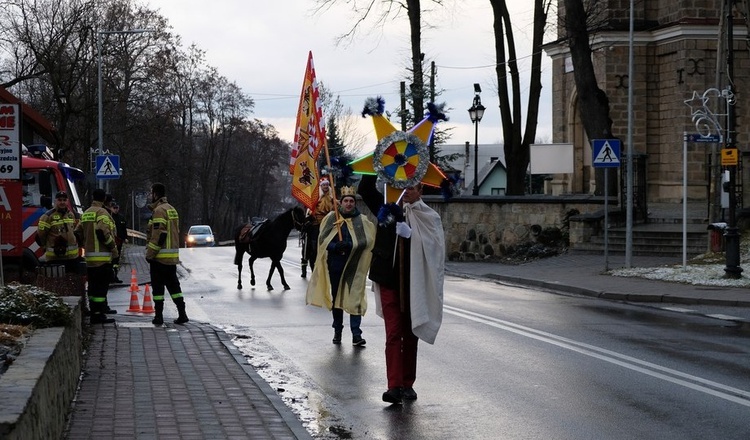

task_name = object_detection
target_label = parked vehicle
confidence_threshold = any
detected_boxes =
[0,144,85,282]
[185,225,215,248]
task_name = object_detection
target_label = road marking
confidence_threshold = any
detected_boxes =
[444,305,750,407]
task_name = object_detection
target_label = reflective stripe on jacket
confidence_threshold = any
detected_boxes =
[146,197,180,264]
[74,202,118,267]
[37,208,79,261]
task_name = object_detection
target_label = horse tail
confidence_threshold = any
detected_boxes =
[233,224,249,266]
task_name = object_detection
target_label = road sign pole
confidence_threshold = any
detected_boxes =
[604,171,609,271]
[683,132,687,269]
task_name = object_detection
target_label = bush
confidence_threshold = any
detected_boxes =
[0,283,73,327]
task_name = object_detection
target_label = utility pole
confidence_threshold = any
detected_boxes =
[399,81,407,131]
[429,61,436,163]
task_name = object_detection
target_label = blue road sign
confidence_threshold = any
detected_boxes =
[686,133,722,143]
[592,139,621,168]
[96,155,120,179]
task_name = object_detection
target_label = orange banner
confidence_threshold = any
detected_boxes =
[290,51,326,210]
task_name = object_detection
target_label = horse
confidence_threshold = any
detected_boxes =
[233,206,306,290]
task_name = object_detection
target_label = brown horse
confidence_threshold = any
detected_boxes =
[233,206,306,290]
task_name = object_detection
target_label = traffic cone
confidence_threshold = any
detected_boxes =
[141,284,155,314]
[129,269,141,292]
[126,290,141,313]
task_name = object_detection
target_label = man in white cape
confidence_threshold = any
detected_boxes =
[358,175,445,405]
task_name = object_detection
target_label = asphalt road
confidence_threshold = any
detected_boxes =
[143,242,750,440]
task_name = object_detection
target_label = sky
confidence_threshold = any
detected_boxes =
[146,0,553,152]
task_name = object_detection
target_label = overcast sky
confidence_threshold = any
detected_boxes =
[146,0,553,151]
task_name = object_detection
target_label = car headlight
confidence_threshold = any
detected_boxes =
[206,236,214,242]
[187,236,195,243]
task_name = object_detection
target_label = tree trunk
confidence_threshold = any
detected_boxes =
[490,0,549,195]
[407,0,424,124]
[563,0,618,196]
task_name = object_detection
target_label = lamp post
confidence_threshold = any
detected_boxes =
[723,0,742,278]
[97,28,153,189]
[467,84,485,196]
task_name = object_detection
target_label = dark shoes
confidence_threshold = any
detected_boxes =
[105,308,117,314]
[111,278,123,284]
[382,387,403,405]
[403,387,418,400]
[152,315,164,326]
[90,314,115,324]
[352,335,366,346]
[174,315,189,325]
[332,331,342,344]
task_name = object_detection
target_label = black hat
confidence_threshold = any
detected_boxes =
[55,191,68,199]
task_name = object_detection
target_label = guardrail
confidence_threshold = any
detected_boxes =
[126,229,148,246]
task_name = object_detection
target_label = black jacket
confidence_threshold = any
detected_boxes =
[112,212,127,242]
[358,175,410,290]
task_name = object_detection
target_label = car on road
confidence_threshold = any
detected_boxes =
[185,225,215,248]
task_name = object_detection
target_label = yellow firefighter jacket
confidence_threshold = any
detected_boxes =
[37,207,79,261]
[146,197,180,264]
[74,201,119,267]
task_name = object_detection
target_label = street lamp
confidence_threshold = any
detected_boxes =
[97,28,153,189]
[467,84,485,196]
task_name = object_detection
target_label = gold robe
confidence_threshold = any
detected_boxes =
[305,210,375,314]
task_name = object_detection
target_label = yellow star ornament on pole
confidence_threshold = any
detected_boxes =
[349,97,447,203]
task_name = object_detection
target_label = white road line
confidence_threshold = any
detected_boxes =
[444,305,750,407]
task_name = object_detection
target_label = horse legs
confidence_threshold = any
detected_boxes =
[266,260,276,291]
[249,256,257,287]
[268,259,290,291]
[237,263,243,289]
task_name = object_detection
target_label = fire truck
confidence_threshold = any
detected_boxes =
[0,144,85,281]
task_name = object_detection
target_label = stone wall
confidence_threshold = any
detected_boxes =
[0,297,82,440]
[420,195,607,260]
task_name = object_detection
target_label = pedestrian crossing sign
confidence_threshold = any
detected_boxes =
[96,155,120,179]
[592,139,621,168]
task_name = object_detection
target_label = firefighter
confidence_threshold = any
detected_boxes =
[146,182,188,325]
[36,191,80,274]
[74,188,119,324]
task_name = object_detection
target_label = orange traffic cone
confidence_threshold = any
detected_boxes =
[126,290,141,313]
[141,284,155,314]
[129,269,141,292]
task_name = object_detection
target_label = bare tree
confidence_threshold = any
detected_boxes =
[317,82,367,157]
[0,0,290,240]
[489,0,552,195]
[314,0,445,125]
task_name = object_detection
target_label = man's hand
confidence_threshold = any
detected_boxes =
[396,222,411,239]
[334,241,352,252]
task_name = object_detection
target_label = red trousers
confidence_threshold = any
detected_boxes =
[380,285,419,389]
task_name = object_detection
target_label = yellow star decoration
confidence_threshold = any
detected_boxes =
[350,100,447,203]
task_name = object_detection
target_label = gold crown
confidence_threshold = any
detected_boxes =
[339,186,356,198]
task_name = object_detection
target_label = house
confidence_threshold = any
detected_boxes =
[438,143,507,195]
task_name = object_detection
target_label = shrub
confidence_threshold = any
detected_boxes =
[0,283,73,327]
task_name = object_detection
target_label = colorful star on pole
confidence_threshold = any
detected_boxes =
[349,97,447,202]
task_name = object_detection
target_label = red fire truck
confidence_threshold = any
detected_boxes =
[0,144,85,281]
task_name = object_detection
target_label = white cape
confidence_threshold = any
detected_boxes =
[374,199,445,344]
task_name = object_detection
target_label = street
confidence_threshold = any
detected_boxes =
[158,239,749,439]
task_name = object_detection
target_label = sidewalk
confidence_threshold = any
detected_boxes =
[63,246,312,440]
[63,247,750,439]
